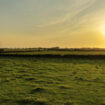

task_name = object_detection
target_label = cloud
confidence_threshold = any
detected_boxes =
[36,0,96,29]
[35,0,98,37]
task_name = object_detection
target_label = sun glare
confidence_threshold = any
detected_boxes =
[100,25,105,36]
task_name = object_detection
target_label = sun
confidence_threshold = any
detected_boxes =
[100,25,105,36]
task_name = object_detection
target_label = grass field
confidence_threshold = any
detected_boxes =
[0,56,105,105]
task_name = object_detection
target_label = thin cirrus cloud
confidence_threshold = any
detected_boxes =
[35,0,98,36]
[36,0,96,28]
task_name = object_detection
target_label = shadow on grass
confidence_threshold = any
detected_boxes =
[17,98,48,105]
[0,98,48,105]
[30,87,47,94]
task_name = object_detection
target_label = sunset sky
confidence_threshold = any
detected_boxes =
[1,0,105,48]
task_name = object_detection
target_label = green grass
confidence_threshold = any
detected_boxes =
[0,56,105,105]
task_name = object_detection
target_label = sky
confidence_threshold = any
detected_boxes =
[1,0,105,48]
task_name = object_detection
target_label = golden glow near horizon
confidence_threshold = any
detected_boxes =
[1,0,105,48]
[100,25,105,37]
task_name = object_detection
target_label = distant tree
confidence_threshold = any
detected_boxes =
[50,47,60,50]
[0,48,4,53]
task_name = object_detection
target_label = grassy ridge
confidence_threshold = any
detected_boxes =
[0,56,105,105]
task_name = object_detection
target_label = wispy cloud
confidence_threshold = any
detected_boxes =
[36,0,96,28]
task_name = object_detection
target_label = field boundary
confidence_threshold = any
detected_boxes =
[1,54,105,59]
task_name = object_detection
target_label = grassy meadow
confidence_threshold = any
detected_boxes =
[0,55,105,105]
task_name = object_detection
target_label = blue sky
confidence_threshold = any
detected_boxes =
[0,0,105,48]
